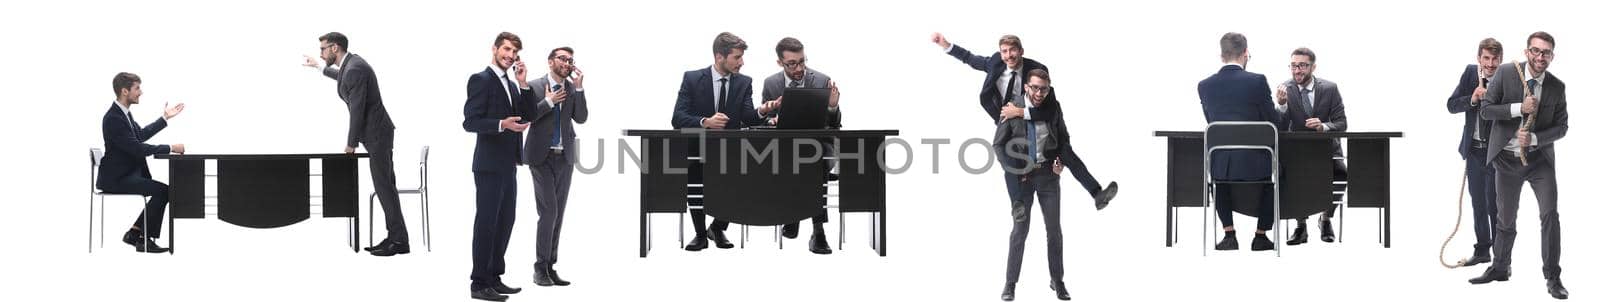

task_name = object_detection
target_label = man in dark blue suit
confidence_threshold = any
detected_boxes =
[1197,32,1283,252]
[671,32,771,251]
[463,32,535,302]
[930,33,1059,125]
[1445,38,1502,267]
[98,72,185,253]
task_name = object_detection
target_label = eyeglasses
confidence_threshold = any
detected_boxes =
[1528,47,1554,58]
[1026,84,1050,92]
[1289,62,1313,70]
[781,58,807,69]
[552,56,574,64]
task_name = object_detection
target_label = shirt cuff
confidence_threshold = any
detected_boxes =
[1531,133,1539,146]
[542,98,554,108]
[1275,103,1288,113]
[944,45,954,53]
[1022,107,1032,120]
[1510,104,1523,118]
[1319,124,1329,132]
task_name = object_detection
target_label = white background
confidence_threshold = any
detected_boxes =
[0,0,1592,301]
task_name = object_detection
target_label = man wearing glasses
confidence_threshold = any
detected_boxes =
[1271,47,1347,246]
[302,32,409,257]
[1470,31,1568,300]
[758,37,841,255]
[522,46,587,287]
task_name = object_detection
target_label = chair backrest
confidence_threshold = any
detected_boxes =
[1204,121,1278,151]
[417,146,430,190]
[90,148,105,167]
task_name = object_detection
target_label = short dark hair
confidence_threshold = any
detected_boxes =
[998,35,1023,51]
[1527,31,1555,49]
[1220,32,1248,60]
[319,32,349,51]
[1027,69,1050,84]
[495,32,523,51]
[112,72,141,98]
[713,32,747,56]
[1291,47,1316,63]
[547,46,574,60]
[775,37,804,57]
[1478,38,1503,57]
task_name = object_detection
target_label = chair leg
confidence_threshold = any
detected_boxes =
[367,192,376,248]
[422,190,431,252]
[99,196,106,249]
[88,194,95,253]
[676,213,684,248]
[839,213,846,250]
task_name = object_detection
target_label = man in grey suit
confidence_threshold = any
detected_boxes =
[1468,31,1568,300]
[758,37,840,254]
[522,46,587,287]
[303,32,408,256]
[1271,47,1348,245]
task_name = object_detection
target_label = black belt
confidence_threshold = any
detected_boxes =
[1471,140,1489,149]
[548,148,564,156]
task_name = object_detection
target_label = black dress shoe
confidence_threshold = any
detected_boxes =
[685,235,709,251]
[546,269,571,286]
[1250,233,1275,251]
[369,240,410,256]
[532,269,555,287]
[493,282,522,294]
[1000,283,1016,301]
[1464,248,1492,266]
[809,233,833,255]
[1467,267,1510,284]
[707,230,734,249]
[1094,181,1118,210]
[1049,281,1072,301]
[471,288,508,301]
[123,230,169,253]
[364,238,393,252]
[782,223,799,239]
[1318,219,1335,242]
[1287,224,1308,246]
[1215,232,1239,251]
[1548,278,1568,299]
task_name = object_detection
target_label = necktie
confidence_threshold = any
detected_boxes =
[1302,87,1314,115]
[788,80,800,88]
[127,112,140,136]
[717,78,730,113]
[1026,121,1037,164]
[502,73,520,108]
[1002,71,1018,107]
[550,83,563,148]
[1527,79,1539,104]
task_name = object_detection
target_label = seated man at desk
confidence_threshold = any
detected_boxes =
[670,32,773,251]
[98,72,186,253]
[759,37,841,254]
[1197,33,1283,252]
[1272,47,1348,245]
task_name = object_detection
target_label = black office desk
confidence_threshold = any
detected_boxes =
[624,129,898,257]
[153,153,369,253]
[1152,131,1401,248]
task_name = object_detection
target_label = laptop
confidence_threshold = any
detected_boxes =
[773,87,830,129]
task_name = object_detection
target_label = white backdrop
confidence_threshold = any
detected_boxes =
[0,0,1592,301]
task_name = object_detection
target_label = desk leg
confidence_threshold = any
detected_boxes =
[168,215,175,255]
[640,211,649,258]
[875,210,887,257]
[353,214,361,253]
[1165,204,1173,247]
[1384,206,1392,248]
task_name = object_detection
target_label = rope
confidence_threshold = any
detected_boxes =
[1439,171,1470,268]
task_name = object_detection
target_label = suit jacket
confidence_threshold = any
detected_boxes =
[1446,64,1490,159]
[991,88,1067,174]
[671,67,764,129]
[522,76,589,164]
[323,54,396,150]
[1198,65,1284,181]
[1279,77,1348,157]
[761,68,841,128]
[1481,62,1568,165]
[98,104,171,190]
[463,66,535,172]
[945,44,1057,124]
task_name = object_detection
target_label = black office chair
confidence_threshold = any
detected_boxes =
[1202,122,1281,257]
